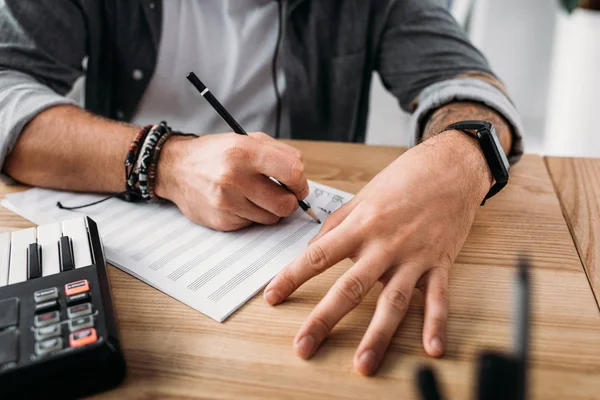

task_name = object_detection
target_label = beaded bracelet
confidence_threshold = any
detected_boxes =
[146,129,174,203]
[135,121,171,201]
[123,125,152,201]
[125,125,152,171]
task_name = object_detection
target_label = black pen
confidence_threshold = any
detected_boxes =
[514,255,530,400]
[186,72,320,223]
[417,367,443,400]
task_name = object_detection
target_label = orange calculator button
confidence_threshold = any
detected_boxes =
[69,328,98,348]
[65,280,89,296]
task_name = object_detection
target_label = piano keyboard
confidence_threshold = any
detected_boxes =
[0,216,125,399]
[0,218,93,287]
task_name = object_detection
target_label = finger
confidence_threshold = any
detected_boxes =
[422,267,449,358]
[245,174,299,218]
[309,198,358,245]
[210,212,253,232]
[234,198,281,225]
[292,253,390,360]
[248,131,303,159]
[249,141,309,200]
[264,220,359,305]
[353,265,421,375]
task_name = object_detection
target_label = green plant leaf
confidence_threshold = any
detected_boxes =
[560,0,580,13]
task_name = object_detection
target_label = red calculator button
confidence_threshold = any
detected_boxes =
[69,328,98,348]
[65,280,89,296]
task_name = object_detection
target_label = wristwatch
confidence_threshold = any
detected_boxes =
[445,120,510,205]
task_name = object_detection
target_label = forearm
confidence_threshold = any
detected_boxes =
[3,105,137,193]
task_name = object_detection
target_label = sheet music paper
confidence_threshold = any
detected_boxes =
[2,181,352,322]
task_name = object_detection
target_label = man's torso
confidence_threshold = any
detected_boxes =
[130,0,289,138]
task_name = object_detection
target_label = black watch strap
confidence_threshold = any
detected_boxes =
[445,120,510,205]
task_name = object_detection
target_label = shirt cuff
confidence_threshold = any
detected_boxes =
[0,71,77,184]
[408,77,524,165]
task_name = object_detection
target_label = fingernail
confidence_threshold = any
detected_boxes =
[264,289,282,305]
[294,335,316,359]
[430,337,444,355]
[357,350,377,374]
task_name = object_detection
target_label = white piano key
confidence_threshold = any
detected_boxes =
[8,227,36,285]
[61,217,92,268]
[38,222,62,277]
[0,232,10,287]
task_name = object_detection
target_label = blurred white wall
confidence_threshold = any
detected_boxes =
[366,0,558,155]
[364,74,410,146]
[544,9,600,157]
[470,0,557,154]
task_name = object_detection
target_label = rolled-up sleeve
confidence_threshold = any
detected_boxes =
[0,0,87,182]
[375,0,524,164]
[408,77,524,164]
[0,70,76,183]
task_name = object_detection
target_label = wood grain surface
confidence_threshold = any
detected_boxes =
[1,141,599,399]
[546,156,600,311]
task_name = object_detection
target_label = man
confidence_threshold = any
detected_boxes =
[0,0,523,376]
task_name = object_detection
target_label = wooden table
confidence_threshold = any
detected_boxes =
[546,157,600,310]
[2,141,600,399]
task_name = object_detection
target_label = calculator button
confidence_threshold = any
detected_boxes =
[34,299,59,314]
[0,297,19,330]
[67,303,92,319]
[34,324,61,341]
[67,291,90,305]
[34,287,59,303]
[69,328,98,348]
[34,311,60,328]
[65,279,89,296]
[35,337,63,356]
[68,315,94,332]
[0,329,19,366]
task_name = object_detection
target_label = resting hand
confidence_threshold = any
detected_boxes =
[264,130,493,375]
[156,132,309,231]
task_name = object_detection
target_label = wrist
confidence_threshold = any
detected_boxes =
[437,129,494,202]
[154,135,194,201]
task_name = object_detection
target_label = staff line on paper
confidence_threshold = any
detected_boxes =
[208,215,324,301]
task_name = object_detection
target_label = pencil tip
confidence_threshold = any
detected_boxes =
[306,208,320,223]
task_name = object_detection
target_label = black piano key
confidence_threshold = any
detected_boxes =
[27,243,42,280]
[59,236,75,272]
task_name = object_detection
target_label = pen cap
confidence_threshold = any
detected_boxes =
[416,366,443,400]
[475,352,519,400]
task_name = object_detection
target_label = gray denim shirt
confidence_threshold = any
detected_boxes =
[0,0,523,175]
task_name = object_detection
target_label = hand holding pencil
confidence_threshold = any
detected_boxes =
[186,71,320,223]
[150,79,315,230]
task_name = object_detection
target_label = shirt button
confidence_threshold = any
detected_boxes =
[132,69,144,81]
[148,2,155,9]
[116,110,125,120]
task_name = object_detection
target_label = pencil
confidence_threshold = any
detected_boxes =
[186,72,320,224]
